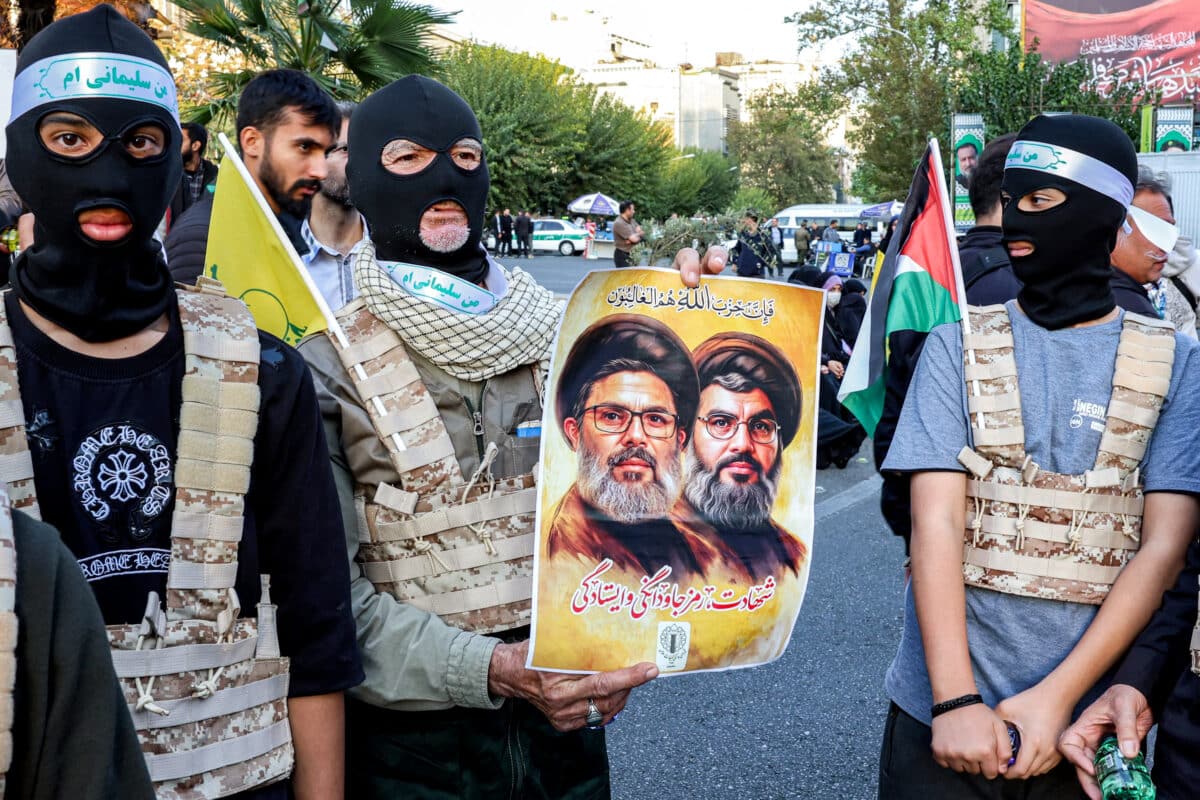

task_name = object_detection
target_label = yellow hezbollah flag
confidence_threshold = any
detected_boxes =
[203,133,327,345]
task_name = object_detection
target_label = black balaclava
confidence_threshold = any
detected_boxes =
[347,75,489,283]
[6,4,181,342]
[1002,114,1137,329]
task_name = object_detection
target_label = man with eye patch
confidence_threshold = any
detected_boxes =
[671,332,807,585]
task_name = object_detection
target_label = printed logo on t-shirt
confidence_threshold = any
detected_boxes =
[72,422,172,543]
[77,547,170,582]
[1070,399,1107,434]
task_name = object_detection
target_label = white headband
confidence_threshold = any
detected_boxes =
[1126,205,1180,254]
[10,52,178,124]
[1005,139,1134,208]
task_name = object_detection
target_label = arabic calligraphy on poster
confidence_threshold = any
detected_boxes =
[1024,0,1200,103]
[528,268,824,675]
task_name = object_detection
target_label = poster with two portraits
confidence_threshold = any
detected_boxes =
[528,268,824,675]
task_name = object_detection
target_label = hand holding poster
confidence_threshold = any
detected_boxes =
[528,269,823,675]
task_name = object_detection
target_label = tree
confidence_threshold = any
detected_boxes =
[173,0,454,126]
[956,45,1146,143]
[726,83,842,209]
[566,88,673,218]
[789,0,1011,200]
[690,148,739,215]
[441,43,586,213]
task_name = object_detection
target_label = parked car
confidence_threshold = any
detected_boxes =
[532,219,588,255]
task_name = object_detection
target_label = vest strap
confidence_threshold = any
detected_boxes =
[973,426,1027,448]
[354,361,421,401]
[967,479,1143,515]
[372,488,537,543]
[0,452,34,485]
[180,403,258,439]
[962,333,1014,351]
[175,459,252,495]
[404,577,532,617]
[963,544,1125,585]
[336,331,398,369]
[110,635,259,678]
[130,672,289,731]
[171,511,244,542]
[181,375,261,411]
[183,331,262,364]
[1106,399,1162,428]
[375,394,441,437]
[965,357,1018,382]
[362,533,535,582]
[972,513,1140,551]
[390,437,457,475]
[373,482,419,516]
[143,718,291,783]
[166,560,239,590]
[176,430,255,467]
[967,393,1022,413]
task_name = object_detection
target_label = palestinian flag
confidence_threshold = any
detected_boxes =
[838,140,968,435]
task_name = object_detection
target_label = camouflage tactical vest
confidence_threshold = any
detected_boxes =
[0,279,293,798]
[956,305,1175,605]
[0,492,15,797]
[330,299,536,635]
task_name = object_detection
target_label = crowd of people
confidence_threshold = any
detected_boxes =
[0,5,1199,800]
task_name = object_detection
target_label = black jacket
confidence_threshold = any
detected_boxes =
[958,226,1021,306]
[1111,266,1159,318]
[836,293,867,349]
[168,159,219,230]
[1112,537,1200,799]
[514,215,532,236]
[165,194,308,286]
[874,226,1022,551]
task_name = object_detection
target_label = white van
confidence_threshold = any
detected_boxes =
[769,203,884,264]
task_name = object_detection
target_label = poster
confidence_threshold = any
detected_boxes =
[1023,0,1200,103]
[952,113,984,231]
[1154,104,1193,151]
[528,268,823,675]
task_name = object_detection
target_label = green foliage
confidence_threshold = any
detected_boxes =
[639,215,737,266]
[726,83,842,208]
[441,43,587,213]
[566,89,673,217]
[789,0,1011,199]
[174,0,453,126]
[727,186,778,218]
[690,149,739,215]
[956,46,1147,142]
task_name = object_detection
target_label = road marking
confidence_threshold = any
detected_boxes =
[813,474,882,523]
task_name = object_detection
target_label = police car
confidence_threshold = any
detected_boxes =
[532,219,588,255]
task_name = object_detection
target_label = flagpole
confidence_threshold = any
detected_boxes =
[927,137,984,432]
[215,133,407,452]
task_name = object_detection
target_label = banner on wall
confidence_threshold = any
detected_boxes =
[1023,0,1200,104]
[528,269,823,675]
[952,113,985,232]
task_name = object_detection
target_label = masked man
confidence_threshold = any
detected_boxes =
[547,315,710,581]
[298,74,726,798]
[673,332,806,585]
[4,8,362,798]
[877,114,1200,798]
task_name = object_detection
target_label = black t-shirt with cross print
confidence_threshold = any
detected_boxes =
[3,291,363,700]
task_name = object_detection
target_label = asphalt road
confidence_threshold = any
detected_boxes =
[606,444,906,800]
[494,251,797,297]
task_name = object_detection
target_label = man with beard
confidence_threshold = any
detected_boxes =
[2,8,363,798]
[546,315,709,581]
[298,74,727,798]
[673,332,806,584]
[166,69,339,284]
[877,114,1200,798]
[302,101,367,310]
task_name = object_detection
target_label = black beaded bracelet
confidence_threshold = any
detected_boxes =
[930,694,983,718]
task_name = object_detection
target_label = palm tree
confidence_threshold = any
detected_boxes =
[172,0,455,126]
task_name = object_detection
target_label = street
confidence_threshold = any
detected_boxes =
[494,251,798,297]
[605,447,904,800]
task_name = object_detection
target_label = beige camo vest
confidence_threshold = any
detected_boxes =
[0,278,293,799]
[330,299,536,634]
[956,305,1175,605]
[0,492,15,797]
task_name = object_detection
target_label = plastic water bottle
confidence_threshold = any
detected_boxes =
[1094,734,1155,800]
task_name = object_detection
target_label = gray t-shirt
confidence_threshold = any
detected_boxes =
[883,301,1200,725]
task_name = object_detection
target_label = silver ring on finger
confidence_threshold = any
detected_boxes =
[585,698,603,730]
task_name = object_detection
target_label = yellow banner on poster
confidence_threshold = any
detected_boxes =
[528,268,825,676]
[203,133,326,345]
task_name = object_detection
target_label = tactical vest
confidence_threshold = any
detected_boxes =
[0,492,15,797]
[330,299,537,635]
[0,279,293,798]
[956,305,1175,605]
